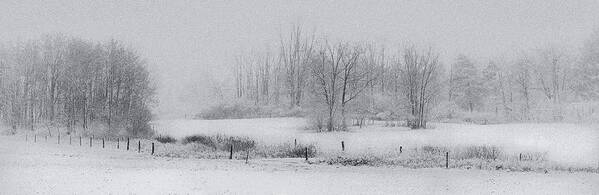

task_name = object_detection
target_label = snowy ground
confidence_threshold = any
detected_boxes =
[154,118,599,167]
[1,135,597,194]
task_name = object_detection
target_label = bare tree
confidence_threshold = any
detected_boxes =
[279,24,315,108]
[0,35,155,136]
[398,46,441,129]
[482,60,512,118]
[532,48,571,121]
[574,29,599,100]
[309,42,373,131]
[310,42,343,131]
[512,57,533,120]
[339,44,377,129]
[449,55,486,112]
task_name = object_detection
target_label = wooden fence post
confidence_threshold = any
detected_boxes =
[445,152,449,169]
[69,135,72,145]
[294,139,297,147]
[117,138,120,149]
[138,140,141,153]
[151,142,155,155]
[127,138,130,150]
[102,137,105,148]
[58,134,60,144]
[400,146,403,153]
[341,141,345,151]
[229,145,233,159]
[79,136,82,146]
[305,147,308,161]
[89,137,92,147]
[519,153,522,161]
[245,150,249,163]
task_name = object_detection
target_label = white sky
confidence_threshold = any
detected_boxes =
[1,0,598,118]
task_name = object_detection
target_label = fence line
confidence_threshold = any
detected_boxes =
[17,133,599,172]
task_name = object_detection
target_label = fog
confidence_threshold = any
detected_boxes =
[2,1,599,194]
[2,0,598,119]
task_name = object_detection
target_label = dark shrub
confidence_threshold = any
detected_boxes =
[155,135,177,144]
[182,135,217,149]
[182,134,256,152]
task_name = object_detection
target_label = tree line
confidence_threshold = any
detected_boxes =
[225,25,442,131]
[217,26,599,131]
[0,35,155,136]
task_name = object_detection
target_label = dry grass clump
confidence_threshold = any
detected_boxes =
[141,135,598,173]
[254,143,317,158]
[322,145,597,173]
[156,134,316,159]
[182,134,256,152]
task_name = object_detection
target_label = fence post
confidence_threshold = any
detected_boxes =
[245,150,249,163]
[102,137,105,148]
[117,138,120,149]
[79,136,82,146]
[151,142,155,155]
[445,151,449,169]
[519,153,522,161]
[229,145,233,159]
[69,135,72,145]
[400,146,403,153]
[127,138,130,150]
[341,141,345,151]
[294,139,297,147]
[138,140,141,153]
[58,134,60,144]
[89,137,92,147]
[305,147,308,161]
[34,135,37,143]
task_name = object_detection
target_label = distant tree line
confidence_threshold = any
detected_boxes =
[220,25,442,130]
[446,41,598,123]
[212,25,599,130]
[0,35,155,136]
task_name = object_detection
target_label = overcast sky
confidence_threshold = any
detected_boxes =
[2,0,598,118]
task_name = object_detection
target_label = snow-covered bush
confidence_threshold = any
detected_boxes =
[196,103,305,120]
[321,144,594,173]
[255,143,317,158]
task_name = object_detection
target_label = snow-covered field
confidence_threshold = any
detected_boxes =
[154,118,599,167]
[1,135,597,194]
